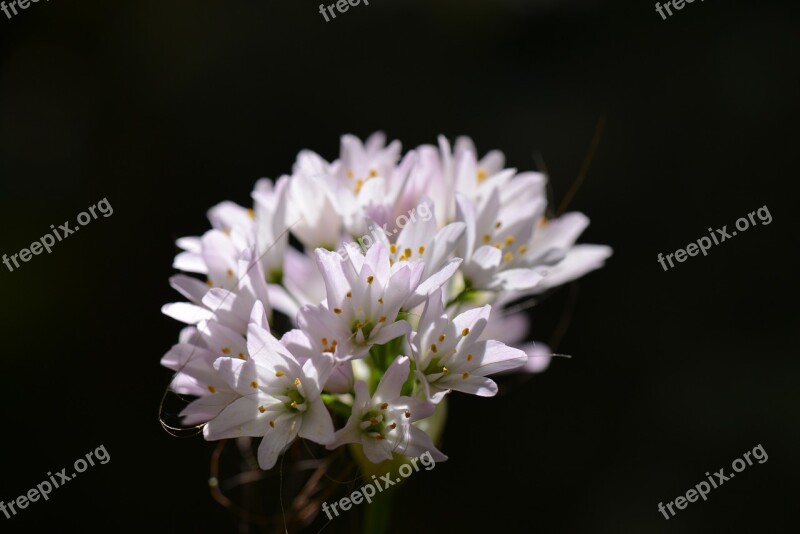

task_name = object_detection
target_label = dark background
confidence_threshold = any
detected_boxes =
[0,0,798,532]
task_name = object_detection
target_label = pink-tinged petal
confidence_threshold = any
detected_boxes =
[203,396,270,440]
[407,258,462,309]
[471,245,502,270]
[481,312,528,345]
[324,362,354,394]
[370,320,412,346]
[176,236,202,253]
[315,248,350,307]
[519,342,553,373]
[213,357,259,396]
[399,426,447,462]
[361,435,393,464]
[374,356,410,403]
[419,288,446,331]
[257,415,300,469]
[455,193,477,260]
[393,396,436,421]
[162,302,214,324]
[537,244,613,289]
[170,275,209,304]
[207,201,253,234]
[173,251,207,274]
[180,392,239,425]
[446,374,499,397]
[451,305,490,346]
[364,241,391,287]
[201,229,240,276]
[414,370,449,404]
[297,397,335,445]
[197,320,248,359]
[247,307,296,369]
[382,262,424,311]
[469,340,528,375]
[301,353,334,394]
[529,212,590,262]
[425,221,465,273]
[494,268,543,291]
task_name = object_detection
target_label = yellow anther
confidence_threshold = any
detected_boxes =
[250,381,258,389]
[207,385,216,393]
[505,235,514,245]
[518,245,528,254]
[431,344,438,353]
[226,269,234,278]
[258,405,266,413]
[390,244,397,254]
[442,367,449,374]
[367,275,374,284]
[221,347,231,354]
[276,371,285,377]
[467,354,473,361]
[404,248,412,258]
[462,328,470,336]
[418,246,425,254]
[269,420,275,428]
[246,208,255,219]
[346,291,352,298]
[369,169,379,177]
[378,316,387,323]
[495,221,502,229]
[438,334,446,342]
[462,372,470,379]
[294,378,301,386]
[238,352,246,359]
[380,402,389,410]
[334,308,342,314]
[482,234,491,244]
[503,252,514,262]
[477,168,488,183]
[347,169,354,178]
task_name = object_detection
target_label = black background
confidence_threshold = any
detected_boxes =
[0,0,798,532]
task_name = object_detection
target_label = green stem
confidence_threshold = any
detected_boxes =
[362,484,394,534]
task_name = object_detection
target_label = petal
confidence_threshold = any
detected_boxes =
[203,395,270,440]
[162,302,213,324]
[374,356,410,403]
[257,415,300,469]
[297,397,335,445]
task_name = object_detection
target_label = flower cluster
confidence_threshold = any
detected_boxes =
[161,133,612,469]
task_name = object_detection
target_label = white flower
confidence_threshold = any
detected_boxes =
[297,242,423,361]
[163,247,272,335]
[411,289,528,402]
[202,302,335,470]
[327,356,447,463]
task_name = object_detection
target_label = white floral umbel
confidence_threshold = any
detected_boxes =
[161,132,612,471]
